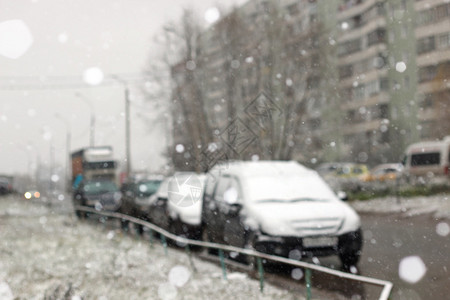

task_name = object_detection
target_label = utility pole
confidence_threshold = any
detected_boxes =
[49,142,55,206]
[111,75,131,176]
[54,114,71,192]
[75,92,95,147]
[125,86,131,176]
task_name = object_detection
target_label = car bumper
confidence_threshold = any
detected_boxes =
[253,229,363,259]
[85,201,121,212]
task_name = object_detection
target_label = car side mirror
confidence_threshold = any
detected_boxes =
[228,203,243,217]
[337,191,348,201]
[157,197,167,206]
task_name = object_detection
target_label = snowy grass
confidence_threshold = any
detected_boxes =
[347,183,450,201]
[0,196,302,300]
[350,194,450,220]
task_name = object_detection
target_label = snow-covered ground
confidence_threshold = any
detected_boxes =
[350,193,450,220]
[2,192,448,299]
[0,195,302,300]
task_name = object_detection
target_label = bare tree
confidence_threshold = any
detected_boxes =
[143,8,213,171]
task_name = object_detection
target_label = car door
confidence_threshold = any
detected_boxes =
[222,176,247,248]
[149,179,170,230]
[121,182,135,215]
[154,194,170,229]
[209,176,231,244]
[202,173,219,241]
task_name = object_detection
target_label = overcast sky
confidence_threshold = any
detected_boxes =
[0,0,246,176]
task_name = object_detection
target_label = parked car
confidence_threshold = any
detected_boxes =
[317,162,369,180]
[120,175,163,219]
[0,177,13,195]
[147,177,171,231]
[202,161,362,269]
[73,179,122,218]
[402,136,450,182]
[166,172,206,240]
[316,162,341,177]
[334,163,369,180]
[362,163,404,182]
[316,162,369,193]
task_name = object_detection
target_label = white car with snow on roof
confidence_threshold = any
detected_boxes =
[201,161,362,269]
[167,172,207,240]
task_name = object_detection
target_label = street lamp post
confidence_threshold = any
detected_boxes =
[25,142,40,187]
[111,75,131,176]
[18,142,40,188]
[18,146,32,186]
[75,92,95,147]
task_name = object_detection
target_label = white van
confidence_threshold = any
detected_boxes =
[402,136,450,181]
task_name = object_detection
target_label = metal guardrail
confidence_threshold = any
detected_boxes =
[75,206,393,300]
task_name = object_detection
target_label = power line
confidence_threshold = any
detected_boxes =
[0,72,147,81]
[0,72,156,91]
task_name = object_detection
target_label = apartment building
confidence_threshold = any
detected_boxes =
[415,0,450,139]
[325,0,418,163]
[327,0,450,163]
[170,0,449,169]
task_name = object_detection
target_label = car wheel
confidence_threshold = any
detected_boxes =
[169,218,180,236]
[201,227,217,255]
[121,219,129,232]
[170,218,190,247]
[339,251,360,271]
[75,209,85,219]
[136,223,144,235]
[243,231,258,268]
[74,198,86,219]
[338,229,362,270]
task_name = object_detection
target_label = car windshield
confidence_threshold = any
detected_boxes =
[83,181,118,194]
[136,180,161,197]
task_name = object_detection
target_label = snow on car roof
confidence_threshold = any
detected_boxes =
[209,161,339,202]
[211,160,313,178]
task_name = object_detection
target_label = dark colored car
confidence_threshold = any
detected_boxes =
[73,179,122,218]
[0,178,13,195]
[120,177,163,219]
[147,177,171,231]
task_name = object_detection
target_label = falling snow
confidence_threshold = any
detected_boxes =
[436,222,450,237]
[58,32,68,43]
[185,60,196,71]
[168,265,191,287]
[175,144,185,153]
[204,7,220,24]
[82,67,104,85]
[398,256,427,284]
[0,282,13,300]
[0,196,298,300]
[0,19,33,59]
[291,268,303,280]
[395,61,407,73]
